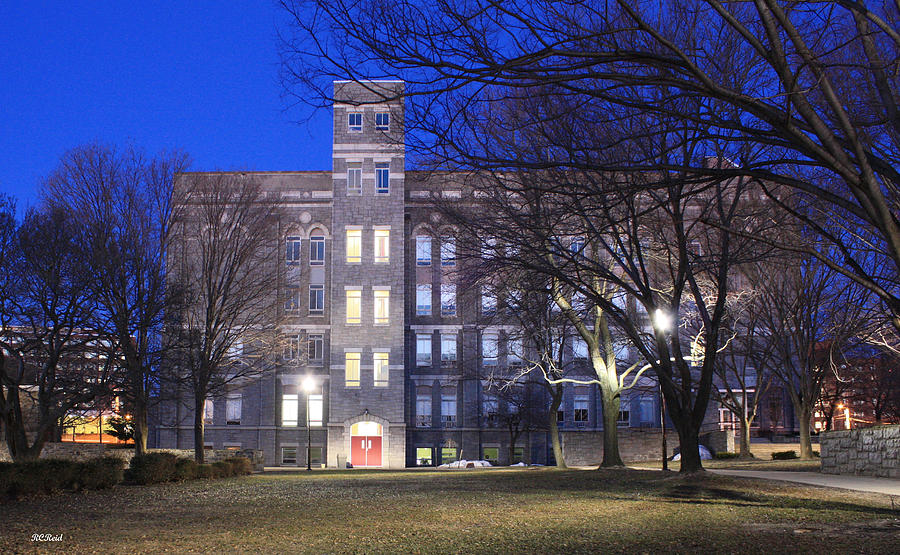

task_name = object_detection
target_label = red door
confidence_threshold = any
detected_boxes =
[351,435,367,467]
[350,435,383,467]
[366,436,382,467]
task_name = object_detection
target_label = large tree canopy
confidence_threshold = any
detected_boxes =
[280,0,900,326]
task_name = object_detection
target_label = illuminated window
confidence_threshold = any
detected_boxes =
[374,352,389,387]
[440,284,456,317]
[346,290,361,324]
[282,393,299,427]
[416,236,431,265]
[416,447,433,466]
[482,447,499,465]
[374,229,390,263]
[309,236,325,266]
[374,290,390,324]
[348,112,362,132]
[226,394,242,425]
[345,352,360,387]
[375,112,390,130]
[375,163,390,194]
[308,394,323,427]
[347,162,362,195]
[416,284,432,315]
[441,447,457,464]
[285,236,301,265]
[346,229,362,263]
[440,236,455,266]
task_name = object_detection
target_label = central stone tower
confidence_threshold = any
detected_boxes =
[326,81,407,468]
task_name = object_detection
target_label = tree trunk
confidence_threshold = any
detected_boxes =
[738,416,753,459]
[194,394,206,463]
[599,388,623,467]
[548,386,566,468]
[674,420,704,473]
[797,408,814,459]
[133,398,149,457]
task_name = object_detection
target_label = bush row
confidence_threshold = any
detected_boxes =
[1,453,253,498]
[125,452,253,485]
[0,457,126,497]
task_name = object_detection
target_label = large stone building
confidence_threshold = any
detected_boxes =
[150,81,795,467]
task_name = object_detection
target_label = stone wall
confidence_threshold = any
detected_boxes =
[562,428,674,465]
[820,425,900,478]
[0,443,265,470]
[561,429,734,466]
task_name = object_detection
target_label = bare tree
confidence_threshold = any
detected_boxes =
[477,271,572,467]
[0,206,116,461]
[712,289,777,458]
[754,249,870,459]
[41,143,189,455]
[168,173,280,463]
[280,0,900,330]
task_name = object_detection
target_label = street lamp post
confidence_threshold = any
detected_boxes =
[302,375,315,471]
[652,309,673,471]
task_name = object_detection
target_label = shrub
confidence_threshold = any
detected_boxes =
[1,457,125,497]
[80,457,126,490]
[0,462,17,495]
[173,458,198,481]
[212,461,232,478]
[225,456,252,476]
[772,450,799,460]
[127,452,180,484]
[196,464,215,479]
[713,452,740,460]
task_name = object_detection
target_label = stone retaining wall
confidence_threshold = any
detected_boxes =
[561,429,734,466]
[0,443,265,470]
[820,425,900,478]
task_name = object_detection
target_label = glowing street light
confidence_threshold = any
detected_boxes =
[302,376,316,471]
[653,308,673,333]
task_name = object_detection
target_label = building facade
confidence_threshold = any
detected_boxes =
[151,81,796,467]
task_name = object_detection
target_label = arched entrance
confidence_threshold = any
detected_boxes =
[350,421,383,467]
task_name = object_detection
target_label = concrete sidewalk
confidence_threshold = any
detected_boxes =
[710,469,900,496]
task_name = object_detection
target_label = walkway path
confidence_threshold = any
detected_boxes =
[709,469,900,496]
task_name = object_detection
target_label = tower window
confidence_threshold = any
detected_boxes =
[375,112,390,130]
[348,112,362,132]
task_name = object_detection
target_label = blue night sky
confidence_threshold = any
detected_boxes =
[0,1,332,210]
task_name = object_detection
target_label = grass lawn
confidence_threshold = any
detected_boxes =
[2,468,898,554]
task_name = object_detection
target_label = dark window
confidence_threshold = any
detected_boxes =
[309,236,325,266]
[309,284,324,314]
